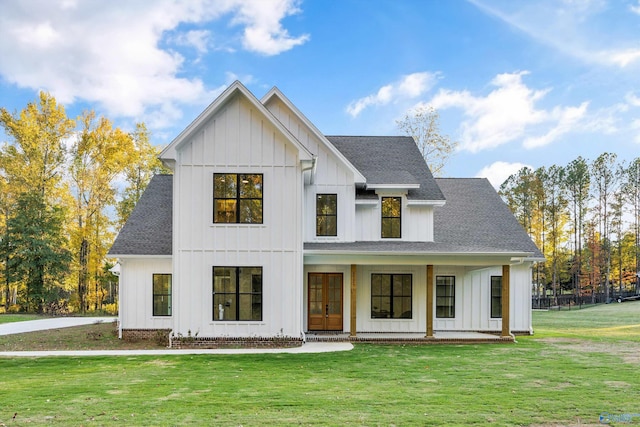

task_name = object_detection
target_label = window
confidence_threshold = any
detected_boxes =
[381,197,401,238]
[371,274,412,319]
[153,274,172,316]
[436,276,455,318]
[213,174,263,223]
[491,276,502,318]
[316,194,337,236]
[213,267,262,321]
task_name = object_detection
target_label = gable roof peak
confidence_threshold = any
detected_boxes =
[261,87,366,184]
[159,81,313,164]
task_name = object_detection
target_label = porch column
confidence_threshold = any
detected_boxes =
[426,264,434,338]
[350,264,357,337]
[501,264,511,337]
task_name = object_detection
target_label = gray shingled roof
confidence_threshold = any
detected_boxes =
[305,178,542,258]
[326,136,445,201]
[434,178,541,255]
[109,157,542,258]
[108,174,173,256]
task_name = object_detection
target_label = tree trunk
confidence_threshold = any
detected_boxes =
[79,238,88,313]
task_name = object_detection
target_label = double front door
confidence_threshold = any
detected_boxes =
[308,273,343,331]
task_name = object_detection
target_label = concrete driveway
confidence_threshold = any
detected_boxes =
[0,317,116,336]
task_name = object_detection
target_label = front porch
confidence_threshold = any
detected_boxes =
[305,331,515,344]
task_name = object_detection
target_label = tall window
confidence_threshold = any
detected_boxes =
[436,276,455,318]
[213,267,262,321]
[153,274,172,316]
[371,273,412,319]
[213,174,263,223]
[381,197,401,238]
[316,194,337,236]
[491,276,502,318]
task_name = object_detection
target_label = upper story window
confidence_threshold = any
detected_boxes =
[152,274,172,316]
[381,197,401,238]
[316,194,337,236]
[213,173,263,224]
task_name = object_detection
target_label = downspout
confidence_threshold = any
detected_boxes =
[301,155,317,185]
[299,156,317,343]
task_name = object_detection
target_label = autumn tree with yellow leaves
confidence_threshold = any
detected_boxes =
[0,93,165,313]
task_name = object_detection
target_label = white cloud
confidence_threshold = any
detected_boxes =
[523,102,589,148]
[626,92,640,107]
[631,119,640,143]
[346,72,439,117]
[476,161,532,189]
[426,71,586,152]
[631,0,640,14]
[171,30,212,54]
[0,0,308,125]
[234,0,309,55]
[470,0,640,68]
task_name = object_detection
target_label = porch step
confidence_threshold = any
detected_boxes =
[305,331,514,344]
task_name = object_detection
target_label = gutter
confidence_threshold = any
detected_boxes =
[301,155,317,185]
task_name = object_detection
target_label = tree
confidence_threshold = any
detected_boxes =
[69,111,134,312]
[539,165,569,302]
[116,123,168,229]
[591,153,620,301]
[396,105,458,176]
[0,92,74,200]
[623,158,640,294]
[564,157,590,298]
[0,92,74,311]
[4,192,71,312]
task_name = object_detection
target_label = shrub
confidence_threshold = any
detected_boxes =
[102,303,118,315]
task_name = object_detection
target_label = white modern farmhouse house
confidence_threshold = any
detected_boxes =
[109,81,542,347]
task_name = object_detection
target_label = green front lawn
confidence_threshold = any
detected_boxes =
[0,302,638,426]
[0,314,42,324]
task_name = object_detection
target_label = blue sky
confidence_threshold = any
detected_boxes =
[1,0,640,187]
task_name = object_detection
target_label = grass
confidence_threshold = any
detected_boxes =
[0,322,166,351]
[0,314,42,324]
[0,302,638,426]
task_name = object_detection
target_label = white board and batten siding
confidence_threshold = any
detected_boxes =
[347,263,532,333]
[432,264,532,333]
[265,96,358,243]
[118,258,173,334]
[355,200,434,241]
[171,93,305,338]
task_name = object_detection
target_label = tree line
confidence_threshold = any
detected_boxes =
[500,154,640,303]
[0,93,167,314]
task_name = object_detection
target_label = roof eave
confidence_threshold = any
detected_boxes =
[406,199,447,207]
[108,254,173,259]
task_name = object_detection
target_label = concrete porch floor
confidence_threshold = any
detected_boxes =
[305,331,514,344]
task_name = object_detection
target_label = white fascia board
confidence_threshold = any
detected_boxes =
[160,81,313,162]
[109,254,173,260]
[355,199,378,206]
[367,183,421,190]
[406,199,447,207]
[261,87,367,184]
